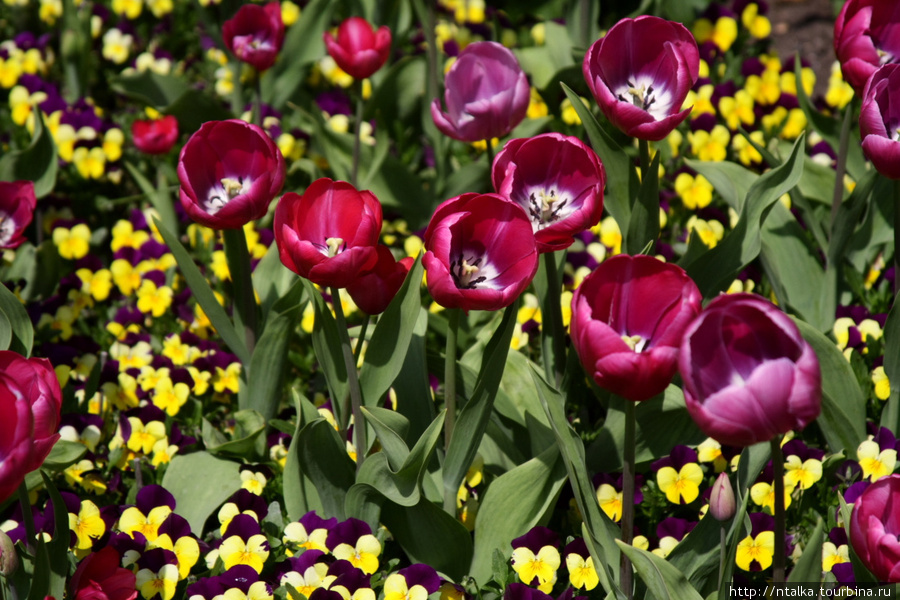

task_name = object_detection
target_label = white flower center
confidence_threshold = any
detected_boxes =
[526,188,569,230]
[204,177,249,215]
[614,76,674,121]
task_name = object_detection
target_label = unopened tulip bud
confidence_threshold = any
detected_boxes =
[709,472,736,522]
[0,530,18,576]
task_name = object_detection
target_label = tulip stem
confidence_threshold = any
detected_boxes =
[718,525,726,591]
[352,80,364,188]
[485,138,495,170]
[444,308,460,456]
[829,98,855,233]
[16,482,36,554]
[332,287,367,471]
[253,72,264,129]
[542,252,566,385]
[621,398,635,600]
[354,315,371,360]
[223,227,258,356]
[894,179,900,296]
[771,436,786,583]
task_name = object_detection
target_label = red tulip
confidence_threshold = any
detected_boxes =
[131,115,179,155]
[583,16,699,141]
[222,2,285,72]
[492,133,605,253]
[274,178,382,289]
[423,193,538,312]
[570,254,702,401]
[323,17,392,80]
[346,245,414,315]
[679,293,822,447]
[860,64,900,179]
[70,547,138,600]
[0,180,37,249]
[0,352,62,503]
[834,0,900,95]
[177,119,286,230]
[431,41,531,143]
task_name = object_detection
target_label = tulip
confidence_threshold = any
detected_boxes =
[69,546,138,600]
[859,64,900,180]
[222,2,285,72]
[177,119,286,230]
[274,178,382,289]
[849,474,900,582]
[0,180,36,249]
[709,472,736,522]
[570,254,702,401]
[131,115,179,155]
[422,193,539,312]
[323,17,392,80]
[346,245,414,315]
[834,0,900,95]
[679,293,822,447]
[0,530,16,577]
[582,16,700,141]
[492,133,605,253]
[431,41,531,143]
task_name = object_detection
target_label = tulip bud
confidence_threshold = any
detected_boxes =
[0,530,18,576]
[709,472,736,522]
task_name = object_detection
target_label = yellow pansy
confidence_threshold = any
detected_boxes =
[657,463,704,504]
[511,545,560,588]
[595,483,622,522]
[858,439,897,482]
[736,531,774,571]
[53,223,92,260]
[332,534,381,574]
[783,455,823,490]
[674,173,713,210]
[69,500,106,549]
[118,505,173,542]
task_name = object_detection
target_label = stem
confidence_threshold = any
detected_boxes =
[352,80,364,188]
[443,308,461,454]
[829,99,854,233]
[894,179,900,296]
[332,288,366,471]
[638,139,650,187]
[353,314,371,361]
[578,0,591,50]
[771,436,786,583]
[223,227,258,356]
[541,252,566,385]
[254,69,264,129]
[621,398,636,600]
[133,457,143,490]
[485,138,495,170]
[718,525,726,591]
[16,482,36,555]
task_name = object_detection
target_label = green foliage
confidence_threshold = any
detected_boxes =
[161,452,243,535]
[0,112,57,198]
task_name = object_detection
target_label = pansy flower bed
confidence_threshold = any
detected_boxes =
[1,0,899,599]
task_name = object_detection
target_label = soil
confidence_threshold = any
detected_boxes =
[769,0,839,97]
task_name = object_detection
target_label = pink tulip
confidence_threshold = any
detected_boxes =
[834,0,900,95]
[69,547,138,600]
[679,293,822,447]
[323,17,392,80]
[850,474,900,582]
[0,180,36,249]
[582,16,699,141]
[222,2,285,72]
[491,133,605,253]
[570,254,702,401]
[423,193,538,312]
[131,115,179,155]
[431,41,530,143]
[177,119,286,230]
[860,64,900,180]
[274,178,382,289]
[346,245,414,315]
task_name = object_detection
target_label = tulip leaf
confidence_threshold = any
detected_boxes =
[253,241,301,318]
[617,540,705,600]
[301,278,349,424]
[514,21,575,89]
[283,391,326,521]
[0,111,57,198]
[793,317,866,459]
[626,147,661,254]
[266,0,334,109]
[881,299,900,433]
[202,409,267,459]
[295,418,357,521]
[111,70,190,108]
[470,444,567,586]
[125,162,178,240]
[787,517,825,583]
[359,257,423,409]
[154,217,251,365]
[684,160,757,212]
[683,133,806,297]
[561,83,636,235]
[662,513,725,597]
[161,451,242,535]
[390,307,436,442]
[363,406,411,470]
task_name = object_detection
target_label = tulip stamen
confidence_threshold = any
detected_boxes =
[0,214,11,244]
[621,334,647,352]
[451,256,487,289]
[205,177,249,215]
[325,237,345,258]
[528,189,569,228]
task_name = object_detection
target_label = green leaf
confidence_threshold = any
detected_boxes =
[301,279,349,423]
[283,392,325,522]
[295,419,356,521]
[161,451,242,535]
[203,409,267,459]
[252,241,300,318]
[513,22,574,89]
[390,307,435,442]
[626,148,661,255]
[359,257,424,408]
[663,513,725,596]
[363,406,411,469]
[788,518,825,583]
[617,541,705,600]
[154,217,250,365]
[41,472,71,600]
[882,298,900,432]
[793,318,866,458]
[125,162,178,251]
[684,159,757,212]
[470,444,567,585]
[0,111,58,198]
[683,133,806,297]
[41,440,87,470]
[111,70,190,107]
[0,282,33,356]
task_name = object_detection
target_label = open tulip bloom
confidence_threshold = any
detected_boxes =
[834,0,900,95]
[492,133,605,253]
[860,63,900,180]
[583,16,700,142]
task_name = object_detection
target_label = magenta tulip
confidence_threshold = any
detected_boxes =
[834,0,900,95]
[679,293,822,447]
[583,16,699,141]
[274,178,382,289]
[70,546,138,600]
[131,115,179,155]
[423,193,538,312]
[850,474,900,582]
[860,64,900,180]
[431,41,531,143]
[0,180,36,249]
[492,133,605,253]
[346,245,414,315]
[570,254,702,401]
[177,119,286,230]
[323,17,392,80]
[0,351,62,503]
[222,2,285,72]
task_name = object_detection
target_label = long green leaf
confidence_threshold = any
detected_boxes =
[0,111,57,198]
[684,160,757,212]
[626,149,661,254]
[787,518,825,583]
[882,299,900,432]
[41,472,70,600]
[301,279,349,423]
[125,162,177,235]
[283,391,325,521]
[295,419,356,521]
[618,541,704,600]
[363,406,411,469]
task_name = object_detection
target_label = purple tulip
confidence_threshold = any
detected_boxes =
[491,133,606,253]
[679,293,822,447]
[582,16,700,141]
[431,41,530,143]
[850,474,900,582]
[860,64,900,180]
[570,255,702,401]
[834,0,900,95]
